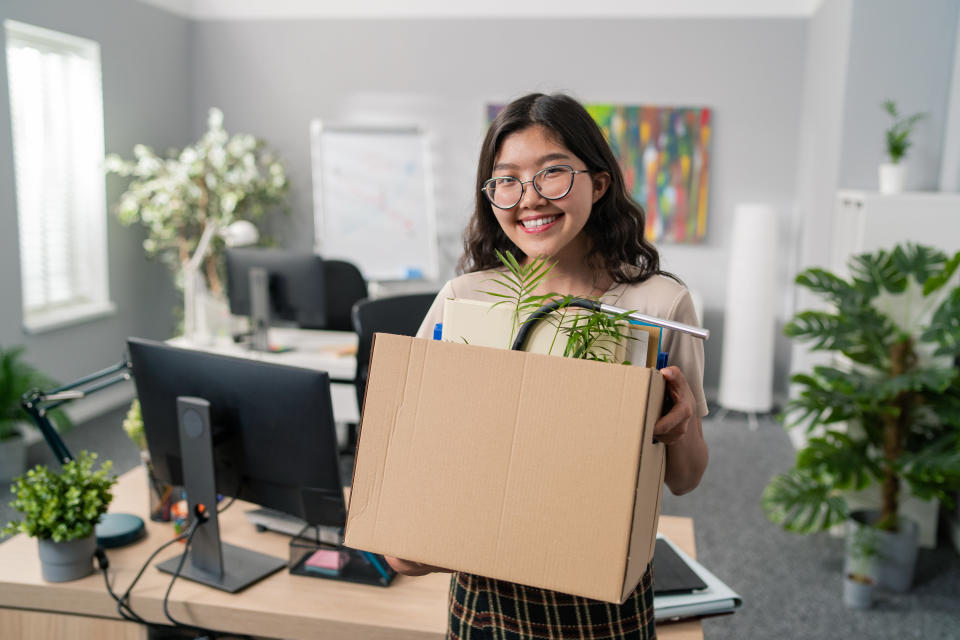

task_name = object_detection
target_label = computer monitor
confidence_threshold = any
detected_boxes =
[225,248,327,350]
[127,337,346,592]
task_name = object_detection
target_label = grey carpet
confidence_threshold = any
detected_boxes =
[3,408,959,638]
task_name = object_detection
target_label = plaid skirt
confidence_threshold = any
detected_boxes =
[447,565,656,640]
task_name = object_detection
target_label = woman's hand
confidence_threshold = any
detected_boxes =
[384,555,453,576]
[655,366,708,495]
[654,366,695,445]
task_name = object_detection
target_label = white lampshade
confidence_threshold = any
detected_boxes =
[718,203,778,413]
[221,220,260,247]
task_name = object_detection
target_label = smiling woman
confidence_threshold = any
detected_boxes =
[387,92,710,640]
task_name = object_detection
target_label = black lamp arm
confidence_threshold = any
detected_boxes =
[20,359,132,467]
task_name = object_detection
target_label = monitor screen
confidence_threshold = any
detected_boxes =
[225,248,327,330]
[127,337,345,527]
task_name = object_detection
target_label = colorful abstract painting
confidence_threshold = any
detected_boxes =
[487,103,712,244]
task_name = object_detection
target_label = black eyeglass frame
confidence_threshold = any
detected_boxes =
[481,164,592,210]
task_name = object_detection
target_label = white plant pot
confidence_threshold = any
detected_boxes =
[879,162,907,194]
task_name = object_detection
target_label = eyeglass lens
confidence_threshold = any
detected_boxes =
[484,166,577,209]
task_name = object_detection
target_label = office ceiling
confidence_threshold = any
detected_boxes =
[135,0,825,21]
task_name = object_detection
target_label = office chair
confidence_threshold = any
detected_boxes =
[348,293,437,448]
[323,260,369,331]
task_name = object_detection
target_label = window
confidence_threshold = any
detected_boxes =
[4,20,113,333]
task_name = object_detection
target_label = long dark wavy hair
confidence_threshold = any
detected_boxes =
[458,92,674,285]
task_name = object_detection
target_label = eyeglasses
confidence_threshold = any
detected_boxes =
[481,164,591,210]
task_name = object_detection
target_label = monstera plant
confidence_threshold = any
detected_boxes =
[763,243,960,536]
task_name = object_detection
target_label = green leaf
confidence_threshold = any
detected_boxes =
[762,469,848,534]
[794,432,878,491]
[922,251,960,296]
[921,287,960,358]
[891,243,946,287]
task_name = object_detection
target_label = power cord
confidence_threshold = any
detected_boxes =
[96,503,255,640]
[97,531,191,623]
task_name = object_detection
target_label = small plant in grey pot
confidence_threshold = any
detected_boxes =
[3,451,116,581]
[844,521,881,609]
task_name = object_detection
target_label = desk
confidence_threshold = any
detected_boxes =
[0,467,702,640]
[168,328,360,424]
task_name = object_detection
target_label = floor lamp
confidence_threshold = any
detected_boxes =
[717,203,778,429]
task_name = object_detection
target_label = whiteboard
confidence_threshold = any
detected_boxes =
[310,122,438,281]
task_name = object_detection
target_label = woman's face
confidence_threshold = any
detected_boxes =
[489,125,609,266]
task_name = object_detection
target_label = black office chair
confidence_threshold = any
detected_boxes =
[350,293,438,444]
[323,260,369,332]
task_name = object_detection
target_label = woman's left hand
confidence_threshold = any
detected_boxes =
[653,366,696,445]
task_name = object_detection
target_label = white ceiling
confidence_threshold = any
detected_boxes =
[135,0,825,21]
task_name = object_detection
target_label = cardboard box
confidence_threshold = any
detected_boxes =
[344,333,666,604]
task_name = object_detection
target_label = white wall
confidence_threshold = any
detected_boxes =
[838,0,959,192]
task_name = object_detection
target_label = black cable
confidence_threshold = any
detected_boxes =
[162,517,212,635]
[96,531,188,627]
[510,298,601,351]
[97,537,183,623]
[216,494,238,514]
[217,478,244,515]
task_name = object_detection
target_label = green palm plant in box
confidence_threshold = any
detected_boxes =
[763,243,960,535]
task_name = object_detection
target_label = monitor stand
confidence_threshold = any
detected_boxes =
[248,266,271,352]
[156,396,286,593]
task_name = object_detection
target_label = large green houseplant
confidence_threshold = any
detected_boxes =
[763,244,960,585]
[0,346,70,479]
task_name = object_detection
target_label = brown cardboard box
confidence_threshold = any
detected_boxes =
[344,333,666,604]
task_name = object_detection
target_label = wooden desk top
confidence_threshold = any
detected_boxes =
[0,466,701,639]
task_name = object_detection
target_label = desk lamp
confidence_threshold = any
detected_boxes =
[21,360,146,548]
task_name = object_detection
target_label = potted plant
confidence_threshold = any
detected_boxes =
[0,345,71,481]
[878,99,927,194]
[762,243,960,593]
[2,451,116,582]
[844,520,881,609]
[105,107,289,335]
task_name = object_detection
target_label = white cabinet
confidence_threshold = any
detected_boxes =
[831,190,960,274]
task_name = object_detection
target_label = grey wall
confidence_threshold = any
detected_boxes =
[0,0,189,389]
[190,18,809,396]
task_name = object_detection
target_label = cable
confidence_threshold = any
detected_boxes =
[96,531,188,627]
[217,478,244,515]
[162,516,213,635]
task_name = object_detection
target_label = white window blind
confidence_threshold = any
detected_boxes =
[5,20,113,332]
